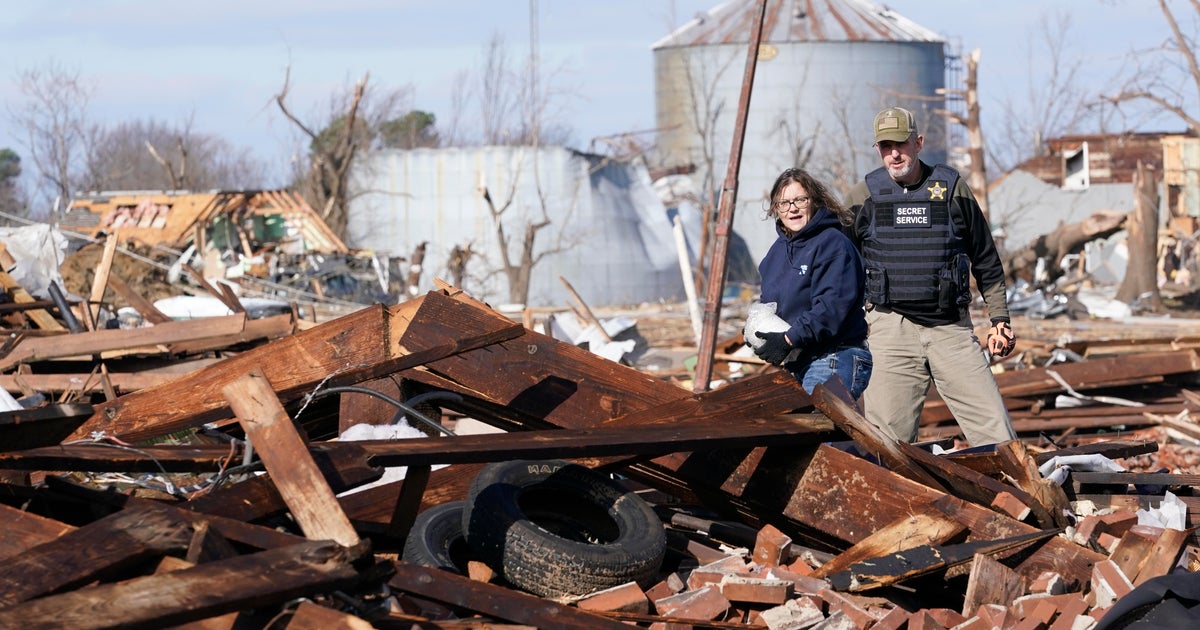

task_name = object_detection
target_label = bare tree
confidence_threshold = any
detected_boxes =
[446,33,575,148]
[1104,0,1200,133]
[662,47,738,292]
[436,25,579,305]
[988,11,1092,174]
[0,149,27,223]
[275,68,414,239]
[476,160,582,305]
[83,118,266,192]
[9,60,94,218]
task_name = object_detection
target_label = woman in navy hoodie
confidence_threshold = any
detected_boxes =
[752,168,872,398]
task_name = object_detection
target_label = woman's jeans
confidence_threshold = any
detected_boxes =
[791,345,872,399]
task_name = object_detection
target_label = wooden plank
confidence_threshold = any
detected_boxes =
[224,368,359,547]
[0,313,248,373]
[0,242,64,331]
[921,350,1200,424]
[68,290,524,443]
[962,552,1027,617]
[947,439,1158,477]
[785,444,1105,586]
[165,311,297,355]
[898,441,1060,529]
[0,540,367,630]
[358,413,832,466]
[810,379,946,490]
[0,505,193,606]
[1109,528,1159,579]
[155,556,240,630]
[41,475,307,551]
[1072,471,1200,489]
[1133,527,1192,585]
[0,371,179,395]
[85,232,120,330]
[0,403,95,451]
[0,502,75,562]
[284,600,375,629]
[387,562,631,630]
[810,500,967,578]
[105,273,172,324]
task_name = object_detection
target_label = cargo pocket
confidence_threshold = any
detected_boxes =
[937,265,956,309]
[865,263,888,303]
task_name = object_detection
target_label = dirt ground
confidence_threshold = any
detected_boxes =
[59,242,178,308]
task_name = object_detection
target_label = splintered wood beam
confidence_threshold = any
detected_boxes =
[225,368,359,548]
[0,540,368,629]
[897,441,1059,530]
[0,505,194,607]
[810,499,968,579]
[962,552,1028,617]
[67,290,524,444]
[825,528,1060,592]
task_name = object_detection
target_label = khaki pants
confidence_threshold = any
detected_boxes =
[862,307,1015,447]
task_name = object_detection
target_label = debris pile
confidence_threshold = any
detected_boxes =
[0,281,1196,628]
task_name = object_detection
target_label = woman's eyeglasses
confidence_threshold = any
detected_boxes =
[773,196,810,212]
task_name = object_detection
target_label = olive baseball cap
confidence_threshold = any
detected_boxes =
[873,106,917,143]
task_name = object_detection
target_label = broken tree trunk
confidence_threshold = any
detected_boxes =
[1003,210,1126,286]
[1116,160,1163,310]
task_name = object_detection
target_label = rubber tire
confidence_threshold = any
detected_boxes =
[462,459,666,598]
[402,500,470,574]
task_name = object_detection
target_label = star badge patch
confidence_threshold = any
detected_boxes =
[927,181,947,200]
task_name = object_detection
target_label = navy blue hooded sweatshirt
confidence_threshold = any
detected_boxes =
[757,206,868,365]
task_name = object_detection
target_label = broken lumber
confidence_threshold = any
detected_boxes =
[67,290,525,443]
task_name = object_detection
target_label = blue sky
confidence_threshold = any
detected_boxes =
[0,0,1176,189]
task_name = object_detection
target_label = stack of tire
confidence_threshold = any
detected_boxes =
[402,459,667,599]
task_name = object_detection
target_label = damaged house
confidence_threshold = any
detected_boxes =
[989,132,1200,288]
[59,190,395,310]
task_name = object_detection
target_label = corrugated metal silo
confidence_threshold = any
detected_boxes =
[654,0,949,271]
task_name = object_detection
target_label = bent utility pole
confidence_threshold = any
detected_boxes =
[693,0,767,393]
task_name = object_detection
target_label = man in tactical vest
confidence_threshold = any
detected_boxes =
[845,106,1016,447]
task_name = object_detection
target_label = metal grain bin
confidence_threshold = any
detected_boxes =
[654,0,948,266]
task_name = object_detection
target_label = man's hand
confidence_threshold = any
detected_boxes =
[987,321,1016,358]
[754,331,793,365]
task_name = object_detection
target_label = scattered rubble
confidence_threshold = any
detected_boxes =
[0,269,1196,628]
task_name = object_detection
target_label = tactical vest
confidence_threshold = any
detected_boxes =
[860,164,970,308]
